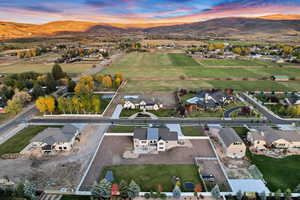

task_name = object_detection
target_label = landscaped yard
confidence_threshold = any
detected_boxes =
[120,109,175,117]
[232,127,248,137]
[248,153,300,191]
[100,164,202,192]
[181,126,206,136]
[0,126,59,156]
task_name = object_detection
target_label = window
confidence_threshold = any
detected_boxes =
[59,147,62,150]
[64,147,67,150]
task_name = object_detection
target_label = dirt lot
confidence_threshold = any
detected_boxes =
[0,124,106,190]
[79,136,217,190]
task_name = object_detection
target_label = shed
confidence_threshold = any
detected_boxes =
[271,75,289,81]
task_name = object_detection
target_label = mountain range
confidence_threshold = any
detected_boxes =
[1,14,300,40]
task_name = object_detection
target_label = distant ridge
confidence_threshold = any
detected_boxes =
[1,15,300,40]
[260,14,300,20]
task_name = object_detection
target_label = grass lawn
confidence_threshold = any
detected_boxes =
[107,125,138,133]
[100,164,202,192]
[120,109,175,117]
[0,112,14,125]
[248,153,300,191]
[0,63,93,74]
[199,58,284,67]
[232,127,248,137]
[0,126,56,156]
[181,126,206,136]
[61,195,91,200]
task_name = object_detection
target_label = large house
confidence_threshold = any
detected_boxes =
[210,127,246,158]
[133,127,181,153]
[186,90,234,111]
[247,127,300,151]
[123,96,163,111]
[24,124,81,154]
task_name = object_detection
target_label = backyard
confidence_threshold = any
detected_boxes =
[100,164,202,192]
[0,126,57,156]
[248,153,300,191]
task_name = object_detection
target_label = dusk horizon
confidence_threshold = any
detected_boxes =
[1,0,300,25]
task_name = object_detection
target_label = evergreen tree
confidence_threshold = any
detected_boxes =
[45,73,57,93]
[119,180,129,198]
[128,180,141,198]
[24,180,37,200]
[32,83,45,99]
[284,188,292,200]
[91,179,111,199]
[67,80,76,93]
[51,64,65,80]
[259,191,267,200]
[294,184,300,193]
[15,183,24,197]
[211,184,221,199]
[236,190,243,200]
[275,189,282,200]
[172,185,181,199]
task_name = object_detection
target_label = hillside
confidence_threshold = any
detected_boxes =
[1,17,300,40]
[0,21,124,39]
[261,14,300,20]
[144,17,300,39]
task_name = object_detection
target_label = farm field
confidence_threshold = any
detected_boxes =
[104,52,300,92]
[0,63,94,74]
[123,79,300,92]
[248,153,300,191]
[197,58,292,67]
[100,164,202,192]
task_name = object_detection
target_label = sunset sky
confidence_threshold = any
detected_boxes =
[1,0,300,24]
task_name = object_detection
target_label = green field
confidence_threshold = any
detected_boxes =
[0,63,93,74]
[103,52,300,92]
[248,153,300,191]
[198,58,287,67]
[0,126,54,156]
[181,126,206,136]
[100,164,202,192]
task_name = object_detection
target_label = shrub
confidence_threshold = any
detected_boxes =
[179,75,186,80]
[144,193,150,199]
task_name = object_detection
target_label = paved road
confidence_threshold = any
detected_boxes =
[28,117,281,126]
[0,53,123,139]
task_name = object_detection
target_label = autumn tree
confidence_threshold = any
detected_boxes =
[114,78,121,88]
[115,73,124,81]
[45,96,55,114]
[5,98,23,115]
[35,97,47,113]
[57,97,67,114]
[12,89,31,106]
[102,76,113,88]
[75,75,94,96]
[91,96,101,113]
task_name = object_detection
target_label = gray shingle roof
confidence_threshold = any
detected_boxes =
[31,125,79,145]
[218,128,243,147]
[134,127,178,141]
[253,127,300,145]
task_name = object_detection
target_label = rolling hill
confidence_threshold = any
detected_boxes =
[144,17,300,38]
[1,16,300,40]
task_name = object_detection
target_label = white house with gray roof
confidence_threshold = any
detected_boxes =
[210,127,246,158]
[247,126,300,151]
[133,127,181,153]
[28,124,81,153]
